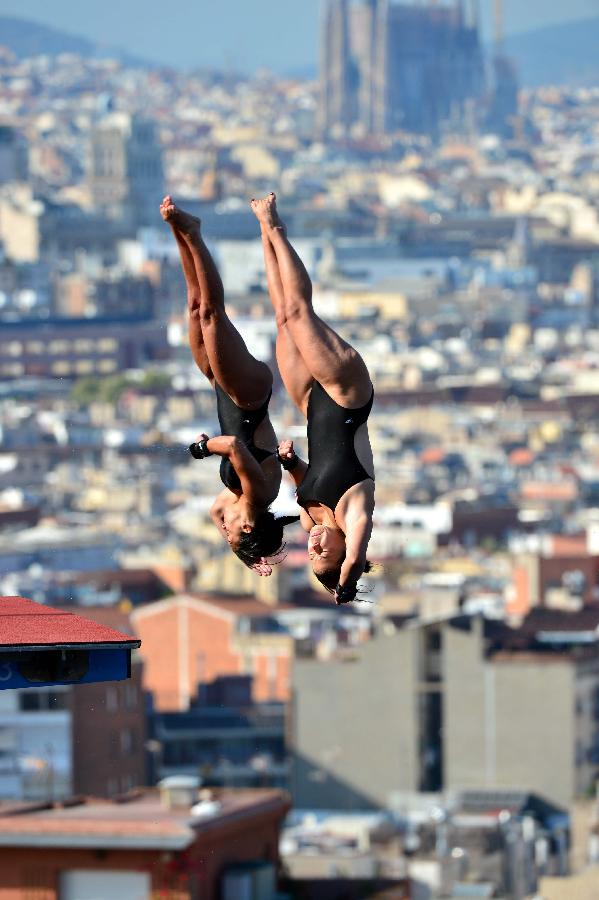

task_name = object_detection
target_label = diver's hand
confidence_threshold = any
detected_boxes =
[189,433,213,459]
[277,439,299,471]
[334,582,358,605]
[251,557,273,577]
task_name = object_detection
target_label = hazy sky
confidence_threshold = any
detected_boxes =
[0,0,597,73]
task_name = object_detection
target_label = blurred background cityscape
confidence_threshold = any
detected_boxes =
[0,1,598,897]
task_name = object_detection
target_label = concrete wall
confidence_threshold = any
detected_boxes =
[294,614,593,812]
[292,627,419,810]
[574,658,599,797]
[493,657,574,808]
[443,618,490,790]
[444,618,576,808]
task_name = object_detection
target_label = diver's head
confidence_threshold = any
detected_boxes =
[308,524,346,590]
[233,511,300,572]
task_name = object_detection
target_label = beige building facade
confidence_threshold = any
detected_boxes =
[292,614,599,811]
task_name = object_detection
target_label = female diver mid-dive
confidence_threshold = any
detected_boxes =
[251,192,375,604]
[160,196,297,575]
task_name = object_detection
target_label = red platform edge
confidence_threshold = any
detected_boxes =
[0,597,140,649]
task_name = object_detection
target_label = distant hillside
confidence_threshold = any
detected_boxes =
[0,15,149,67]
[504,16,599,87]
[0,13,598,88]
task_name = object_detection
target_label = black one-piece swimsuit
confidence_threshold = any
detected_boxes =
[215,384,273,492]
[296,381,374,516]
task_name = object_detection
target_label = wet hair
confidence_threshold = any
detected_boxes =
[315,557,374,595]
[234,512,300,569]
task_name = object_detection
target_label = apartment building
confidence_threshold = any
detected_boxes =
[0,659,145,801]
[131,594,293,712]
[292,609,599,810]
[0,784,289,900]
[0,316,169,380]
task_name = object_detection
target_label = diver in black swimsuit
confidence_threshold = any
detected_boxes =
[251,193,375,603]
[209,384,273,492]
[296,382,373,512]
[161,196,297,575]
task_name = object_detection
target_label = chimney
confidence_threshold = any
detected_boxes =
[158,775,201,810]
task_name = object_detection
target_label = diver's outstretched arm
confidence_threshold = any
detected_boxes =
[193,434,270,508]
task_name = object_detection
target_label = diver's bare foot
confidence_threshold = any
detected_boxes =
[250,192,285,233]
[159,195,176,223]
[159,196,201,236]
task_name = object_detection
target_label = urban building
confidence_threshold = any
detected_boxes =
[488,52,520,137]
[291,611,599,810]
[0,783,289,899]
[319,0,485,138]
[88,114,164,227]
[151,695,289,790]
[0,658,145,802]
[281,791,569,899]
[54,273,157,320]
[0,186,132,263]
[0,20,597,900]
[510,533,599,614]
[131,594,293,712]
[0,526,121,578]
[0,126,28,185]
[0,315,169,380]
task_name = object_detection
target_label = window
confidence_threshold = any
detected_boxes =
[120,728,133,755]
[52,361,71,376]
[48,693,67,711]
[0,363,24,376]
[124,682,137,710]
[75,360,93,374]
[49,340,69,354]
[98,338,117,352]
[19,690,67,711]
[98,359,117,373]
[74,339,93,353]
[106,686,118,712]
[19,692,41,711]
[121,774,134,793]
[7,341,22,356]
[60,871,151,898]
[26,341,44,354]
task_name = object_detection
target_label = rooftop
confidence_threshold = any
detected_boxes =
[0,596,139,650]
[0,788,289,850]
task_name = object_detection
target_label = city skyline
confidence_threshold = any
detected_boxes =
[0,0,597,74]
[319,1,489,140]
[1,2,599,895]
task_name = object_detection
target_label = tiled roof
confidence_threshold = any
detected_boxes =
[0,596,140,649]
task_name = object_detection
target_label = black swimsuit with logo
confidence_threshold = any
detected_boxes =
[296,381,374,513]
[215,384,273,492]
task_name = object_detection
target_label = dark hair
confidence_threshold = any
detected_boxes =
[315,558,373,595]
[234,512,300,568]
